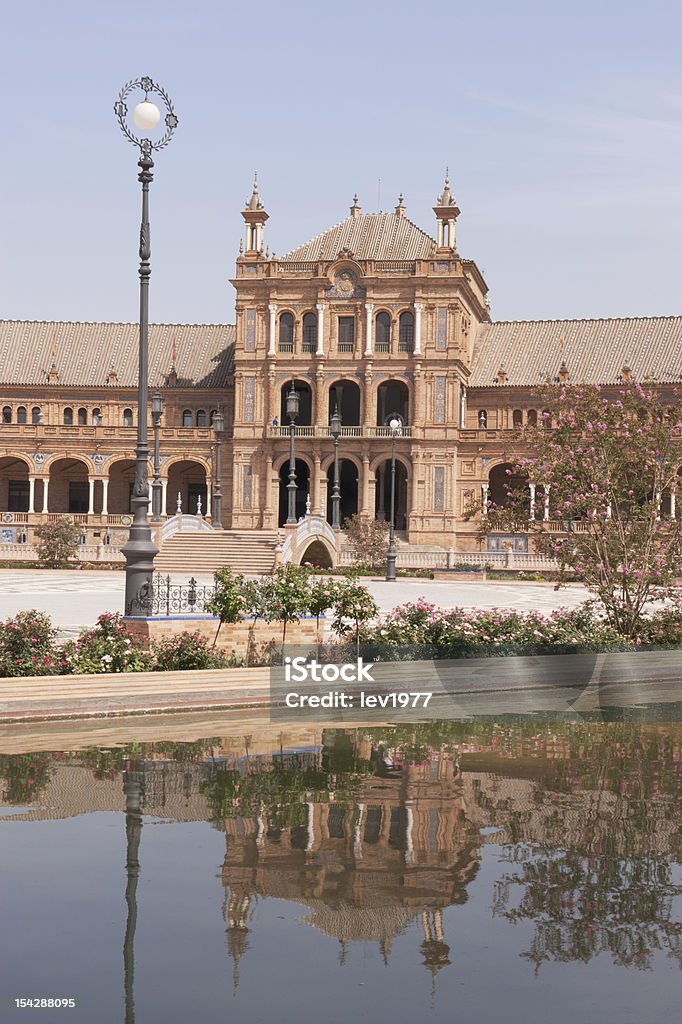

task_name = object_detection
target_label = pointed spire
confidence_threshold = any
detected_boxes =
[350,193,361,218]
[395,193,406,217]
[246,172,262,211]
[437,166,456,207]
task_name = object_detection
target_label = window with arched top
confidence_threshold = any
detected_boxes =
[31,407,41,424]
[63,407,73,426]
[2,406,12,424]
[398,311,414,352]
[210,409,219,426]
[512,409,523,428]
[17,407,27,424]
[77,408,87,426]
[542,409,551,428]
[279,312,294,352]
[182,409,193,428]
[92,408,101,426]
[302,312,317,351]
[375,311,391,352]
[123,408,133,427]
[478,409,488,429]
[527,409,538,427]
[196,409,207,428]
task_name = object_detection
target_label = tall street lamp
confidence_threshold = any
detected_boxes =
[330,404,342,530]
[213,409,225,529]
[385,413,404,582]
[286,383,299,524]
[115,77,178,617]
[151,390,163,521]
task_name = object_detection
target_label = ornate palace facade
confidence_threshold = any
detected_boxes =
[0,173,679,560]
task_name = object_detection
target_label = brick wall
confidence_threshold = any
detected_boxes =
[123,614,321,661]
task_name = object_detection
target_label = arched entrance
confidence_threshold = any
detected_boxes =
[0,456,30,512]
[299,539,333,568]
[326,459,358,526]
[48,458,89,513]
[107,460,136,514]
[278,459,310,526]
[280,379,312,426]
[488,463,529,511]
[329,380,361,426]
[375,459,408,531]
[377,380,409,425]
[167,460,207,515]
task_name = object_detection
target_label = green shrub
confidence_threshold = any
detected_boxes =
[0,610,61,676]
[63,612,153,674]
[34,519,82,567]
[152,631,238,671]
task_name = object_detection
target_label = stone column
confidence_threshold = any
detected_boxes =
[361,454,370,515]
[529,483,536,520]
[543,484,551,521]
[205,482,212,518]
[671,488,677,520]
[160,478,167,517]
[28,476,35,514]
[88,477,95,515]
[42,478,49,513]
[268,304,277,357]
[481,482,489,514]
[102,478,109,515]
[312,453,321,514]
[413,303,423,355]
[364,303,374,356]
[316,303,325,356]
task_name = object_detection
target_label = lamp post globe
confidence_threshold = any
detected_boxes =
[385,413,404,582]
[286,383,300,524]
[114,77,178,616]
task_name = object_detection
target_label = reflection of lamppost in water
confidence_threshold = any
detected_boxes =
[151,391,163,521]
[385,413,403,582]
[286,383,299,524]
[330,404,342,530]
[115,77,178,616]
[123,761,144,1024]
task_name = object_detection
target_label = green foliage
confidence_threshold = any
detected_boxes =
[331,575,379,652]
[206,566,250,648]
[63,612,154,674]
[0,609,61,676]
[358,599,629,656]
[34,519,82,567]
[473,382,682,637]
[259,563,313,646]
[343,513,389,568]
[152,631,238,671]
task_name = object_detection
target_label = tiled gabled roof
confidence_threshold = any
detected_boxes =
[282,211,437,262]
[470,316,682,387]
[0,321,235,388]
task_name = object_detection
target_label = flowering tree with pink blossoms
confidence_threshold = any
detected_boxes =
[474,382,682,638]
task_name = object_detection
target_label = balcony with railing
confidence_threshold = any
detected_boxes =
[266,424,413,439]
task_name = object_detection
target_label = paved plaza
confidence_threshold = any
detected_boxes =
[0,568,591,635]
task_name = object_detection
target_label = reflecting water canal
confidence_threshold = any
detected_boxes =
[2,719,681,1023]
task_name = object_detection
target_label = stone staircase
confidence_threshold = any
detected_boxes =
[156,530,279,575]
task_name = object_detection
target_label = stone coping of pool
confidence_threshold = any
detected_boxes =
[0,650,680,724]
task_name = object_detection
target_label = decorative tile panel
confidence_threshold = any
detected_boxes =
[245,309,256,351]
[436,307,447,350]
[434,375,446,423]
[243,376,255,422]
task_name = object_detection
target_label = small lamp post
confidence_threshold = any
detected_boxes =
[286,383,299,524]
[151,391,163,521]
[213,409,225,529]
[330,404,342,530]
[115,76,178,616]
[385,413,404,582]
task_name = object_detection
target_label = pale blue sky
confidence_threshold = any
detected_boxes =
[1,0,681,324]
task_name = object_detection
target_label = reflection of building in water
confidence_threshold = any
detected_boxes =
[221,756,480,984]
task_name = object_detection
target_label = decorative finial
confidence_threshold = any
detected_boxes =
[395,193,406,216]
[239,238,244,254]
[350,193,361,217]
